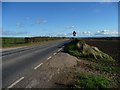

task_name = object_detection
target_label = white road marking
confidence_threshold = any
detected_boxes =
[53,52,57,55]
[47,56,52,60]
[8,77,24,88]
[57,48,62,52]
[34,63,43,70]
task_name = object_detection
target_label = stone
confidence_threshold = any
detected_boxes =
[76,41,114,62]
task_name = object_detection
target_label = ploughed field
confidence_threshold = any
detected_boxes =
[84,39,120,63]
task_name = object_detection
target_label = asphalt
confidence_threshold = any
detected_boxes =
[2,39,71,88]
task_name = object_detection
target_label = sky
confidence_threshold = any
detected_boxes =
[1,2,119,37]
[2,0,120,2]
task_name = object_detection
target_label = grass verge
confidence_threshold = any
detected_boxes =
[64,39,119,88]
[75,72,116,88]
[64,39,115,63]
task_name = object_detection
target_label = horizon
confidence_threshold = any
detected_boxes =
[1,2,119,37]
[1,36,120,38]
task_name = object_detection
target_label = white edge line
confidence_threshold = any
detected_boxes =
[47,56,52,60]
[8,77,24,88]
[57,48,63,52]
[34,63,43,70]
[53,52,57,55]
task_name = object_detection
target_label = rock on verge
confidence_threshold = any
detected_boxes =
[77,41,114,62]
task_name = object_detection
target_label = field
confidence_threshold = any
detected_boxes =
[2,37,66,48]
[83,39,120,63]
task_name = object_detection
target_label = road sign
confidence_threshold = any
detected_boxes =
[73,31,76,36]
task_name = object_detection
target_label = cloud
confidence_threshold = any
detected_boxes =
[55,31,92,37]
[76,31,92,36]
[100,0,112,2]
[35,19,47,24]
[2,30,28,36]
[53,30,119,37]
[98,0,119,2]
[56,33,72,37]
[5,17,48,29]
[94,30,119,36]
[25,17,31,20]
[46,32,73,37]
[66,25,76,29]
[16,22,25,28]
[82,31,91,35]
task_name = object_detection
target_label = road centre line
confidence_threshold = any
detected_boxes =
[8,77,24,88]
[34,63,43,70]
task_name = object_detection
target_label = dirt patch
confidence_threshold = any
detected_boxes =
[48,53,77,68]
[14,52,78,88]
[14,52,119,88]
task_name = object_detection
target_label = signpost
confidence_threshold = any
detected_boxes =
[73,31,76,37]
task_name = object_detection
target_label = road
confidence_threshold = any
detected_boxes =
[2,39,70,88]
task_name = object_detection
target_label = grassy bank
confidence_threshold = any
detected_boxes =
[75,72,116,88]
[64,39,119,88]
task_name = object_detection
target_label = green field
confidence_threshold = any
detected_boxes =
[2,37,66,48]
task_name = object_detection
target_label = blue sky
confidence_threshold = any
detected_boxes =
[1,2,119,37]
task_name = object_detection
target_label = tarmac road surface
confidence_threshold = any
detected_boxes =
[2,39,71,88]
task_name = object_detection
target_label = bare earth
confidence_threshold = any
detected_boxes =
[13,52,118,88]
[13,52,78,88]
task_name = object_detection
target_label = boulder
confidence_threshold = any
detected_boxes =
[77,41,114,62]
